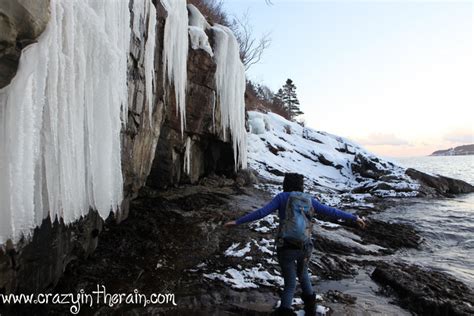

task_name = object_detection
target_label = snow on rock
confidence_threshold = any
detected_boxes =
[187,4,213,56]
[161,0,188,133]
[253,238,274,255]
[204,264,283,289]
[247,111,420,201]
[0,0,131,243]
[224,242,252,257]
[315,223,387,254]
[250,213,278,233]
[212,24,247,170]
[316,305,330,315]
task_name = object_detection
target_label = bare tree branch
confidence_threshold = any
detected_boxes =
[230,11,272,70]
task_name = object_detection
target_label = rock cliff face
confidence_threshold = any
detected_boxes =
[0,0,50,88]
[0,1,240,294]
[147,38,235,189]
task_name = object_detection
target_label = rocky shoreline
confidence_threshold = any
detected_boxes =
[2,173,472,316]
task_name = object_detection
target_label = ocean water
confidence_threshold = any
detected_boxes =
[395,155,474,185]
[380,155,474,288]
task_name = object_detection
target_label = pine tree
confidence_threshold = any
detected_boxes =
[273,88,284,107]
[280,79,303,120]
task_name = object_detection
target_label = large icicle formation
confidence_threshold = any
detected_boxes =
[0,0,131,244]
[212,25,248,170]
[161,0,188,133]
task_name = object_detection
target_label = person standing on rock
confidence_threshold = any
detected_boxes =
[224,173,366,316]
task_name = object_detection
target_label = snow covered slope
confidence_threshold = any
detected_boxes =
[247,111,420,204]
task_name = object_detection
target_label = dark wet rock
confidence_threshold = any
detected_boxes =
[351,154,390,180]
[0,210,102,298]
[317,154,334,167]
[335,144,355,155]
[325,290,356,304]
[0,182,278,315]
[295,150,318,163]
[235,169,259,187]
[314,235,373,256]
[310,254,357,280]
[350,219,422,252]
[264,164,286,177]
[306,134,324,144]
[406,168,474,196]
[267,143,286,155]
[351,182,415,195]
[371,262,474,316]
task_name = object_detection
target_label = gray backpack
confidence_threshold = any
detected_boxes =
[276,192,314,249]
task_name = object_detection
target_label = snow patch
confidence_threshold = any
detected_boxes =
[204,265,283,289]
[224,242,251,257]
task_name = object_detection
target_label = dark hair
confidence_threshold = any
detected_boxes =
[283,173,304,192]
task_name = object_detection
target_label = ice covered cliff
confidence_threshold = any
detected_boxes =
[0,0,247,245]
[0,0,248,293]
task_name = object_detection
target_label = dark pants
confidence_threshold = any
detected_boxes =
[277,244,314,309]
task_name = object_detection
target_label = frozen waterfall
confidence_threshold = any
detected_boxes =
[0,0,135,243]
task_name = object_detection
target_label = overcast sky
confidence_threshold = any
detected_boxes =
[223,0,474,157]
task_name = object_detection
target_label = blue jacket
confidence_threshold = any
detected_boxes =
[236,191,357,225]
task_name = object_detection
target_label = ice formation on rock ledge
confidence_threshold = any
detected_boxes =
[187,4,213,56]
[161,0,188,133]
[212,24,248,170]
[184,136,192,175]
[145,2,157,123]
[0,0,130,243]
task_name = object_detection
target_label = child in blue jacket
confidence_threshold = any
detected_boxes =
[225,173,366,316]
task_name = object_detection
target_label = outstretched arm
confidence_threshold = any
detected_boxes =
[224,194,281,227]
[312,198,366,228]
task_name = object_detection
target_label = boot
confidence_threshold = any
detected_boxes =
[271,306,297,316]
[301,293,317,316]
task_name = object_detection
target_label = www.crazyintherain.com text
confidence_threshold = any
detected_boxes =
[0,284,177,314]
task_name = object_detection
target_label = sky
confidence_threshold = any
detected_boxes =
[223,0,474,157]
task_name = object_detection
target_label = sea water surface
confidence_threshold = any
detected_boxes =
[382,155,474,288]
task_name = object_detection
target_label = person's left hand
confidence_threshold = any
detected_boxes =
[355,216,366,229]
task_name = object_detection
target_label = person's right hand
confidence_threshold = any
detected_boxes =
[355,216,366,229]
[224,220,237,228]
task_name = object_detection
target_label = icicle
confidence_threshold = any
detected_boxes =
[144,0,157,125]
[0,0,130,243]
[161,0,188,135]
[183,136,192,175]
[211,24,248,170]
